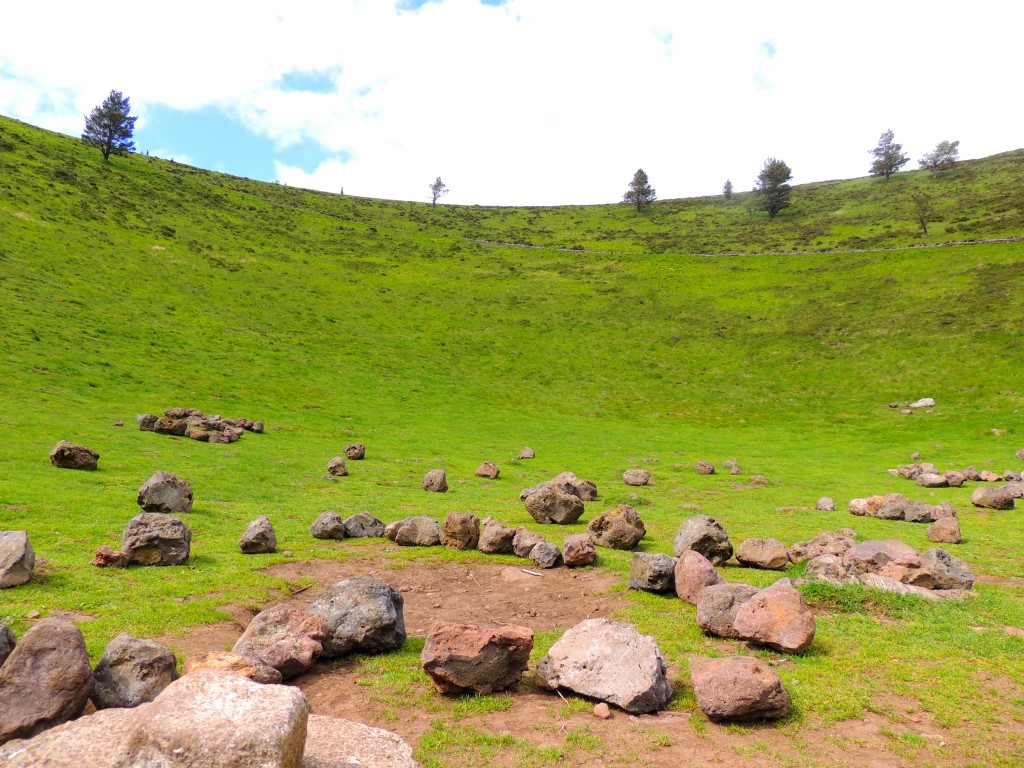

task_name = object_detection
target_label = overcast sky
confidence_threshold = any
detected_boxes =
[1,1,1021,206]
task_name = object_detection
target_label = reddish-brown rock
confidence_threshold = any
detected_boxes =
[441,512,480,550]
[48,441,99,470]
[674,550,725,604]
[232,604,328,679]
[182,651,283,684]
[735,538,790,570]
[927,516,962,544]
[733,582,816,654]
[787,528,856,564]
[421,622,534,694]
[971,486,1014,510]
[563,534,598,567]
[690,656,790,721]
[475,461,500,479]
[587,504,646,550]
[696,582,760,639]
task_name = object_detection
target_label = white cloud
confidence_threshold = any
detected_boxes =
[2,1,1022,205]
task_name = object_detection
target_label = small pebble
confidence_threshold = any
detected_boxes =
[26,610,41,619]
[594,702,611,719]
[283,550,293,557]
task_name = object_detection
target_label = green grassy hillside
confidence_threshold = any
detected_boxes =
[1,114,1024,766]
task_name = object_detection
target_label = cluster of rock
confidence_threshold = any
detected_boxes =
[889,462,1021,509]
[848,493,963,542]
[791,529,974,600]
[137,407,264,444]
[326,444,366,476]
[0,619,414,765]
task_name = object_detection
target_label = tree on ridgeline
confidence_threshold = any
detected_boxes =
[723,179,734,200]
[754,158,792,219]
[623,168,656,211]
[919,140,960,177]
[429,177,448,207]
[869,129,909,180]
[82,90,137,161]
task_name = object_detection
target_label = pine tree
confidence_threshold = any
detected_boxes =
[82,90,137,161]
[429,177,448,207]
[754,158,792,219]
[723,179,734,200]
[623,168,656,211]
[869,130,909,180]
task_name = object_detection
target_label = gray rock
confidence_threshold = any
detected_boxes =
[623,469,651,486]
[48,440,99,470]
[137,470,194,514]
[441,512,480,550]
[311,511,347,540]
[422,469,447,492]
[695,582,759,639]
[525,486,585,525]
[673,514,733,565]
[121,514,191,566]
[587,504,646,550]
[91,634,178,710]
[232,604,328,679]
[815,497,836,512]
[917,472,948,488]
[343,511,386,538]
[517,447,535,460]
[903,501,936,524]
[804,554,861,585]
[548,471,599,501]
[535,618,672,714]
[944,470,966,487]
[971,486,1014,510]
[394,516,442,547]
[310,577,406,657]
[628,552,677,593]
[240,515,277,554]
[0,531,35,588]
[921,548,974,590]
[0,623,14,667]
[136,413,158,431]
[512,527,546,558]
[909,397,936,408]
[690,656,790,721]
[478,519,516,554]
[529,542,563,569]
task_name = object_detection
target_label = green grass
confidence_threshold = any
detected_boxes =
[1,113,1024,765]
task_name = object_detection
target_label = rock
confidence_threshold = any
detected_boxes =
[441,512,480,550]
[674,550,725,604]
[787,529,856,564]
[749,474,768,486]
[917,473,949,488]
[909,397,936,408]
[525,485,585,525]
[628,552,677,593]
[48,440,99,471]
[673,514,733,565]
[534,618,672,714]
[0,618,94,743]
[123,670,308,768]
[519,483,547,500]
[733,583,816,653]
[910,451,921,460]
[1006,482,1024,499]
[804,554,861,585]
[962,466,981,482]
[232,604,328,679]
[310,577,406,657]
[475,461,500,479]
[251,421,265,433]
[478,519,516,554]
[344,443,366,460]
[512,527,546,558]
[240,515,277,554]
[529,542,563,569]
[91,634,178,709]
[690,656,790,721]
[980,470,1003,482]
[971,486,1014,510]
[183,651,283,684]
[0,706,141,767]
[898,464,923,480]
[121,513,191,566]
[517,447,535,459]
[901,501,934,524]
[136,413,158,431]
[311,511,347,540]
[944,470,966,487]
[735,538,790,570]
[0,624,14,667]
[422,468,448,492]
[1016,448,1024,461]
[593,702,611,719]
[113,419,124,426]
[921,548,974,590]
[185,427,211,442]
[586,504,646,550]
[343,511,386,538]
[303,714,417,768]
[695,459,715,475]
[696,582,760,638]
[549,471,598,501]
[623,469,651,486]
[153,416,188,436]
[393,516,442,547]
[563,534,598,567]
[816,497,836,512]
[91,545,129,568]
[421,622,533,694]
[137,470,194,514]
[326,456,348,476]
[843,539,932,587]
[0,531,35,588]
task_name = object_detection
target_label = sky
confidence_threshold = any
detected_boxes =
[1,1,1021,206]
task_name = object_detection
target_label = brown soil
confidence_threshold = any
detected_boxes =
[158,547,1024,767]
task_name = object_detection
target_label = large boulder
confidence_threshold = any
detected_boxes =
[690,656,790,721]
[183,651,282,684]
[91,634,178,709]
[0,619,94,743]
[733,582,816,654]
[422,469,448,493]
[0,707,137,767]
[696,583,759,639]
[421,622,533,694]
[392,516,442,547]
[309,577,406,657]
[525,486,585,525]
[478,519,516,554]
[562,534,598,567]
[442,512,480,550]
[622,469,651,486]
[311,511,347,540]
[303,714,417,768]
[549,471,598,501]
[343,511,385,538]
[137,470,194,514]
[628,553,677,593]
[971,486,1015,510]
[735,538,790,570]
[921,548,974,590]
[534,618,672,714]
[121,513,191,566]
[232,604,329,679]
[48,440,99,470]
[673,515,733,565]
[587,504,646,550]
[787,528,856,564]
[0,531,35,588]
[674,550,724,604]
[240,515,277,554]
